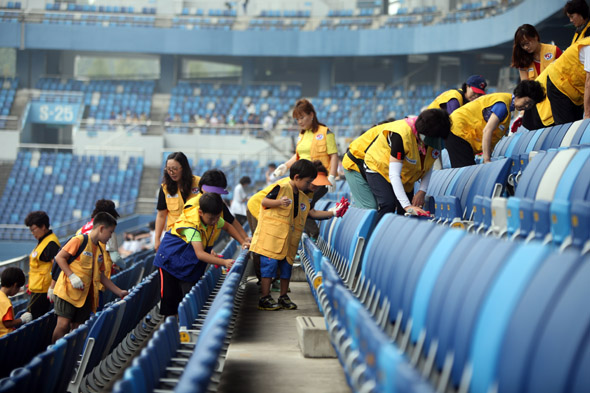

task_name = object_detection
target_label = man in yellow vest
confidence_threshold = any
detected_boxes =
[447,80,546,167]
[52,212,129,343]
[24,211,60,319]
[364,109,451,221]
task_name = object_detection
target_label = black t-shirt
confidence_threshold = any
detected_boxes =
[388,133,405,160]
[38,230,60,262]
[160,188,235,224]
[266,185,298,218]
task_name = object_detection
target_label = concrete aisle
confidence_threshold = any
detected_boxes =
[216,279,351,393]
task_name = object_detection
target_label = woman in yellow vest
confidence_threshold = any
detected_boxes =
[364,109,451,221]
[566,0,590,44]
[342,119,396,210]
[155,152,201,251]
[24,211,60,319]
[510,24,562,131]
[427,75,487,115]
[447,80,546,167]
[274,99,339,198]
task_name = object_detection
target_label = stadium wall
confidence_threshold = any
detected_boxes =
[0,0,561,57]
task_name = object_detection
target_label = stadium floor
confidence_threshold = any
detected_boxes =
[217,279,351,393]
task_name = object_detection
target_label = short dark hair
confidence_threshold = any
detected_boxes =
[312,160,328,175]
[565,0,590,19]
[239,176,251,186]
[290,159,318,180]
[199,169,228,189]
[199,192,224,216]
[24,211,50,229]
[91,199,120,219]
[93,212,117,229]
[415,109,452,139]
[1,267,25,288]
[514,79,546,103]
[268,163,277,169]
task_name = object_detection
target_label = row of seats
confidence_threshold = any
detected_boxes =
[41,12,156,27]
[113,241,247,392]
[0,151,143,239]
[0,77,18,118]
[318,18,373,30]
[171,16,234,30]
[303,205,590,393]
[259,9,310,18]
[180,8,236,17]
[248,18,306,30]
[0,251,157,393]
[45,3,153,14]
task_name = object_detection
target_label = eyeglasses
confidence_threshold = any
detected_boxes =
[166,166,181,173]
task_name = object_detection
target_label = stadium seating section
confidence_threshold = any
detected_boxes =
[0,77,17,128]
[0,151,143,240]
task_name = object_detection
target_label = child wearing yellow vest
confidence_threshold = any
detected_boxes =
[154,192,248,316]
[250,159,347,311]
[52,212,128,343]
[24,211,60,319]
[0,267,32,337]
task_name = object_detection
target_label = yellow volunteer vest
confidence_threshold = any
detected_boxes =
[547,36,590,106]
[54,235,103,312]
[249,182,310,264]
[342,122,393,172]
[427,89,465,112]
[525,43,558,80]
[450,93,512,154]
[572,21,590,44]
[162,175,201,230]
[296,125,331,172]
[364,119,439,192]
[28,232,60,293]
[172,193,223,247]
[0,291,13,337]
[247,177,291,219]
[76,225,111,291]
[533,69,554,126]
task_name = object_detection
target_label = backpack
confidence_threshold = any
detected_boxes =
[50,234,90,280]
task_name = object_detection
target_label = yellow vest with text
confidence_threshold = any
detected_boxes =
[525,43,558,80]
[450,93,512,154]
[28,232,60,293]
[76,226,111,291]
[364,119,439,192]
[296,125,331,172]
[547,36,590,106]
[533,69,554,127]
[342,122,393,173]
[162,175,201,230]
[247,177,291,219]
[249,182,310,264]
[0,291,14,337]
[572,21,590,45]
[427,89,465,113]
[54,235,103,312]
[172,193,222,247]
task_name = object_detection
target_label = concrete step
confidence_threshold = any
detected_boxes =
[296,316,337,358]
[136,167,162,215]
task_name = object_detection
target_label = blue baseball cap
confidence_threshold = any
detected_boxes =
[466,75,487,95]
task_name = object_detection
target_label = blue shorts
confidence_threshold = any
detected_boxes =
[259,256,292,279]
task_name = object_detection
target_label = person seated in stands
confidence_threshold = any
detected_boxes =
[265,163,278,186]
[52,213,128,343]
[447,80,545,167]
[250,159,348,311]
[0,267,32,337]
[154,193,249,317]
[24,211,60,319]
[49,199,121,310]
[427,75,487,115]
[118,232,144,258]
[364,109,451,221]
